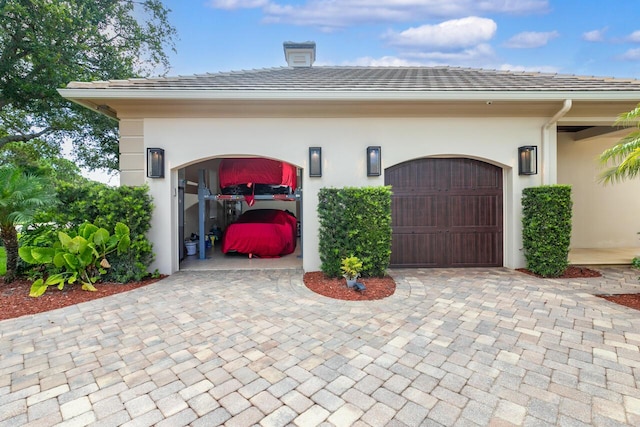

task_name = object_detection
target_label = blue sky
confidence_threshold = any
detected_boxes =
[158,0,640,79]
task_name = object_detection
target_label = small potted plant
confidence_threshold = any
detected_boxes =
[341,255,363,288]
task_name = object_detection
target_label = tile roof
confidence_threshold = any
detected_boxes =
[67,66,640,92]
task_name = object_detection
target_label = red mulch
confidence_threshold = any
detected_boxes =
[303,271,396,301]
[516,266,602,278]
[598,294,640,311]
[0,277,164,321]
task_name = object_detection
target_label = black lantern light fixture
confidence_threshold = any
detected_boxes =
[147,148,165,178]
[309,147,322,177]
[367,146,381,176]
[518,145,537,175]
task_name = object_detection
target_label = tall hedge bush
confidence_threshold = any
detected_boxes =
[318,186,392,277]
[22,180,154,282]
[521,185,572,277]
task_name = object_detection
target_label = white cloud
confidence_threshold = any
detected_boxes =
[345,44,496,68]
[385,17,497,50]
[345,56,426,67]
[627,30,640,43]
[212,0,549,30]
[582,27,607,42]
[402,43,495,62]
[504,30,559,48]
[499,63,559,73]
[208,0,268,9]
[343,46,561,71]
[619,47,640,61]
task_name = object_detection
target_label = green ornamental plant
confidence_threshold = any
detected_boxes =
[341,255,363,281]
[24,181,154,283]
[19,222,131,297]
[521,185,572,277]
[318,186,392,278]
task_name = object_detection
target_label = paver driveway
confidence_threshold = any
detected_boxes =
[1,267,640,426]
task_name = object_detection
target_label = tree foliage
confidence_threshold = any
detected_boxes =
[0,165,56,282]
[599,103,640,183]
[0,140,83,182]
[0,0,177,170]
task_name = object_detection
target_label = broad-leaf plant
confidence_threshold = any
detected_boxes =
[20,222,131,296]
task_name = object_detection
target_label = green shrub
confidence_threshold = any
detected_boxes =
[20,222,131,296]
[91,185,154,282]
[0,246,6,276]
[318,186,392,278]
[521,185,572,277]
[22,181,154,282]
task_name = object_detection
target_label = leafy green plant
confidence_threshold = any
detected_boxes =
[341,255,363,280]
[0,245,6,276]
[25,181,154,282]
[521,185,572,277]
[20,222,130,297]
[318,186,392,278]
[0,165,56,282]
[632,256,640,271]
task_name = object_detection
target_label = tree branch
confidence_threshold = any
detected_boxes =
[0,128,54,149]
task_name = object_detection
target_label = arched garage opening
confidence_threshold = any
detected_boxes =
[385,157,503,268]
[178,156,302,270]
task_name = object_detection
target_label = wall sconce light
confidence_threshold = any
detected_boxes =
[367,146,381,176]
[309,147,322,177]
[518,146,537,175]
[147,148,165,178]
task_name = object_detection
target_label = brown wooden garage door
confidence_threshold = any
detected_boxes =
[385,158,503,268]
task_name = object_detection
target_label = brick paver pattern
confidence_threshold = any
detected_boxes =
[1,267,640,426]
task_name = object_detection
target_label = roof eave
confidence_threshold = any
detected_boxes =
[57,88,640,103]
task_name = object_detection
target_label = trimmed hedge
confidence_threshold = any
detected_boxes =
[521,185,572,277]
[317,186,392,278]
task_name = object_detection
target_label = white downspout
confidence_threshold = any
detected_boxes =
[541,99,572,184]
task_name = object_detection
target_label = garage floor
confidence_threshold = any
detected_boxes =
[180,238,303,271]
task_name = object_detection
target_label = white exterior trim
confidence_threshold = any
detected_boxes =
[58,88,640,102]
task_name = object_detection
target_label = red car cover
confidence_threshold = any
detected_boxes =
[219,158,297,190]
[222,209,297,258]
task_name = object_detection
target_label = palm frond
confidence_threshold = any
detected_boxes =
[0,166,56,226]
[599,132,640,163]
[598,104,640,184]
[615,105,640,127]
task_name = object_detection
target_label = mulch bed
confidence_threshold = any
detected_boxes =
[516,266,602,278]
[598,294,640,311]
[0,276,164,321]
[303,271,396,301]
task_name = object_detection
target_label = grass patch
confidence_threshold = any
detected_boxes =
[0,246,5,276]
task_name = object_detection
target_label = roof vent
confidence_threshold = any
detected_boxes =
[283,41,316,68]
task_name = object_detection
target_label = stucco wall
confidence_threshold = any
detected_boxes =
[558,132,640,248]
[136,116,551,274]
[119,119,145,186]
